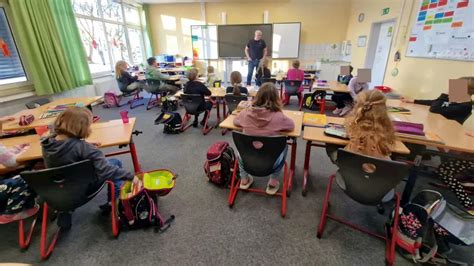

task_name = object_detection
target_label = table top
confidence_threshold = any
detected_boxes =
[387,100,474,153]
[275,74,315,82]
[303,116,410,154]
[313,81,349,93]
[219,109,304,137]
[0,118,136,171]
[159,67,186,73]
[175,87,258,98]
[2,97,102,132]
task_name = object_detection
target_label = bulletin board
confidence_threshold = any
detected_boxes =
[406,0,474,61]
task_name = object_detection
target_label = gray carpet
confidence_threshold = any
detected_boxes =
[0,97,472,265]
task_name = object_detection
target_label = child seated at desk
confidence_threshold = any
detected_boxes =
[401,76,473,124]
[255,57,271,86]
[284,60,305,105]
[184,68,212,127]
[115,60,145,93]
[234,83,295,195]
[206,66,219,87]
[332,73,369,117]
[226,71,248,95]
[337,65,353,86]
[145,57,179,95]
[41,107,134,229]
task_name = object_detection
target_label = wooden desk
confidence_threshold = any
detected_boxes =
[313,81,349,93]
[159,67,186,73]
[2,97,102,132]
[0,118,141,173]
[220,110,303,195]
[387,99,474,153]
[301,116,410,196]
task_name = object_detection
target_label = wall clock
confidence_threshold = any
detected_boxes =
[358,13,365,23]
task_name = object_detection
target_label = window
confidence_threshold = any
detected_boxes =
[0,7,27,85]
[73,0,146,75]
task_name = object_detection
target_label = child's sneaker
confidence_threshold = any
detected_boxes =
[340,105,353,116]
[332,108,342,115]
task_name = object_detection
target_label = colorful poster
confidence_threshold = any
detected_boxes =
[190,25,218,60]
[406,0,474,61]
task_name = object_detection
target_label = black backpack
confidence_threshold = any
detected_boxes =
[204,142,237,187]
[303,91,326,111]
[155,111,182,134]
[162,96,178,112]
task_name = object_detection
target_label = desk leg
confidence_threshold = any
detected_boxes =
[287,138,297,197]
[302,140,312,196]
[129,137,141,173]
[401,155,421,205]
[222,100,227,119]
[215,98,221,124]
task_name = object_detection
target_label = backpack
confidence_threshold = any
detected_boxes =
[0,176,36,215]
[387,190,471,265]
[303,91,326,111]
[204,142,237,187]
[154,111,182,134]
[118,179,174,232]
[103,90,123,108]
[162,96,178,112]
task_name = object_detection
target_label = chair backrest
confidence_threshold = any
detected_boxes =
[261,78,277,84]
[336,149,410,205]
[181,94,205,115]
[283,80,302,95]
[25,98,50,109]
[20,160,100,212]
[116,80,128,93]
[232,131,287,177]
[224,95,248,114]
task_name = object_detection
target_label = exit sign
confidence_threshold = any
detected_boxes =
[382,7,390,15]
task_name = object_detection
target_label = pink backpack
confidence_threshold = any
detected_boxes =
[103,90,123,108]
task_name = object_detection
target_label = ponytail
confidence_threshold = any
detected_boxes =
[232,84,241,96]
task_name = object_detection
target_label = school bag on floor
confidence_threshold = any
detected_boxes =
[303,91,326,111]
[154,111,182,134]
[118,175,175,232]
[162,96,178,112]
[387,190,472,265]
[0,176,36,217]
[204,141,236,187]
[103,90,124,108]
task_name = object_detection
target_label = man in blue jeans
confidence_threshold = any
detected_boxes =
[244,30,268,86]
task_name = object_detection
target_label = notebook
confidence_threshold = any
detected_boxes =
[303,113,327,127]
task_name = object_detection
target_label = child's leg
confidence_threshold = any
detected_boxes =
[331,93,346,109]
[283,93,290,105]
[269,146,288,184]
[437,160,473,209]
[238,156,249,183]
[106,158,125,200]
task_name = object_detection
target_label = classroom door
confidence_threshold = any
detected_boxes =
[367,21,395,88]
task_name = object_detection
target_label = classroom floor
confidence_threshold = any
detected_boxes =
[0,97,472,265]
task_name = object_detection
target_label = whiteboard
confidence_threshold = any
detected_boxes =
[406,0,474,61]
[191,25,218,60]
[272,23,301,58]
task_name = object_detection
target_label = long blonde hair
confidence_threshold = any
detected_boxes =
[253,83,282,112]
[344,90,395,158]
[258,57,269,76]
[115,60,128,79]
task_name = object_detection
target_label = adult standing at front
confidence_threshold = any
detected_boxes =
[245,30,267,86]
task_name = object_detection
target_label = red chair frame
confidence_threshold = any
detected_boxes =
[228,159,289,217]
[180,110,213,135]
[39,180,119,260]
[17,207,39,249]
[317,174,401,266]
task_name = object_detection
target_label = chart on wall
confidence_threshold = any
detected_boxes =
[191,25,218,60]
[406,0,474,61]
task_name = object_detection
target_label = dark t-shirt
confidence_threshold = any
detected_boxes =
[246,39,267,60]
[184,81,211,100]
[226,86,248,95]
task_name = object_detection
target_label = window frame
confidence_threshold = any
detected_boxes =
[0,2,33,92]
[73,1,147,78]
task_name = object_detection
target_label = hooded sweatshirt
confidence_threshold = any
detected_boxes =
[414,93,472,124]
[234,107,295,136]
[41,136,134,183]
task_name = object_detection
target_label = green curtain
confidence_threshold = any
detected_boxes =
[9,0,92,95]
[143,4,155,57]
